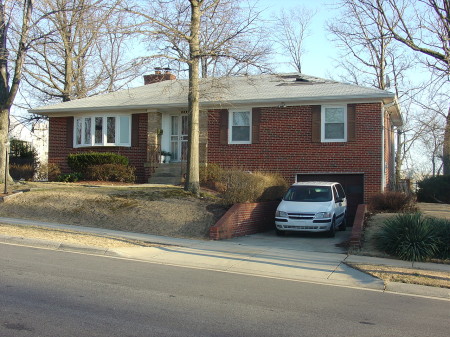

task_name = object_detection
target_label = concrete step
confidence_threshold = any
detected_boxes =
[148,163,184,185]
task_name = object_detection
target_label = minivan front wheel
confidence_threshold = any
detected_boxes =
[339,214,347,231]
[275,228,286,236]
[326,218,336,238]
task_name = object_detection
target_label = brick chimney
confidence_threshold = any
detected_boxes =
[144,67,176,85]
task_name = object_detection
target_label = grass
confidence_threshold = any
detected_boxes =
[0,181,227,239]
[0,224,161,248]
[349,211,450,288]
[347,263,450,289]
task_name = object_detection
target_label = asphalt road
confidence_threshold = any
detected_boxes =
[1,243,448,337]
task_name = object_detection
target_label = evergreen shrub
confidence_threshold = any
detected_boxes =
[67,152,129,175]
[417,175,450,203]
[85,164,135,183]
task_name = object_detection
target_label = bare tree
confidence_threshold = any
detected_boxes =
[129,0,271,79]
[24,0,141,103]
[372,0,450,175]
[125,0,271,194]
[0,0,34,184]
[272,6,316,73]
[328,0,418,185]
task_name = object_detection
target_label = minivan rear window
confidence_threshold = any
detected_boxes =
[283,186,332,202]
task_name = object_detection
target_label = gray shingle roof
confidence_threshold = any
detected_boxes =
[30,73,397,114]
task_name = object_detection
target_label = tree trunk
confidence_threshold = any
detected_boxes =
[443,108,450,175]
[185,0,201,195]
[0,108,12,184]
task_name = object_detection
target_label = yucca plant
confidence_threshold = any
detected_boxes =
[428,217,450,260]
[375,213,439,265]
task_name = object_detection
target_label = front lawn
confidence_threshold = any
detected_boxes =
[0,182,227,239]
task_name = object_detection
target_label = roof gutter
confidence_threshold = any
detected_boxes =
[30,94,398,116]
[383,97,403,127]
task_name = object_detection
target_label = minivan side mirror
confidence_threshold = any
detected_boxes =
[336,197,344,203]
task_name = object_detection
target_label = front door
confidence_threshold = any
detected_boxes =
[170,115,189,162]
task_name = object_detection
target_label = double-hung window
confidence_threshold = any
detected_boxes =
[74,115,131,147]
[229,110,251,144]
[321,105,347,142]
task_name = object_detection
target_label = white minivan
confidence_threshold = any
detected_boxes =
[275,181,347,237]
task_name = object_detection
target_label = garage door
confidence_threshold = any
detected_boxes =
[295,174,364,225]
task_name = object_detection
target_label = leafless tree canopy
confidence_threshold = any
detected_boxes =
[125,0,272,78]
[330,0,450,178]
[370,0,450,175]
[24,0,142,103]
[328,0,415,183]
[272,6,316,73]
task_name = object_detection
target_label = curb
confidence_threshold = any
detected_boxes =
[385,281,450,299]
[0,191,24,202]
[0,235,119,257]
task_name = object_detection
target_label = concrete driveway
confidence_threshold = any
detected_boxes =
[228,229,351,254]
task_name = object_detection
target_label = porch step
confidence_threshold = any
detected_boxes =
[148,163,184,185]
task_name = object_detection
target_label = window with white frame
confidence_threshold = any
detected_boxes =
[229,110,251,144]
[321,105,347,142]
[74,115,131,147]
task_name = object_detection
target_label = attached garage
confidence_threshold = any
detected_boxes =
[295,174,364,225]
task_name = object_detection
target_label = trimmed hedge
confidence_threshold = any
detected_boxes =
[417,175,450,203]
[67,152,129,174]
[9,163,34,181]
[85,164,135,183]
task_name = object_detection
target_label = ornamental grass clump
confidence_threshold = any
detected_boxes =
[375,213,439,264]
[217,169,288,205]
[368,191,416,212]
[428,217,450,260]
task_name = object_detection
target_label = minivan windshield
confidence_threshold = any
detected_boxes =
[283,186,332,202]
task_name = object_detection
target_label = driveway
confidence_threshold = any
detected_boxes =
[228,229,351,254]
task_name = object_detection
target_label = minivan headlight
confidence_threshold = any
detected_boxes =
[314,212,332,219]
[276,210,288,217]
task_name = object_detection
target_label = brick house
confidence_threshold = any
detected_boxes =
[31,72,402,220]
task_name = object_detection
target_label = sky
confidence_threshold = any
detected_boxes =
[256,0,337,77]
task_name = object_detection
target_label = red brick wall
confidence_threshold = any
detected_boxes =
[207,103,385,203]
[210,201,279,240]
[349,204,367,248]
[48,114,149,183]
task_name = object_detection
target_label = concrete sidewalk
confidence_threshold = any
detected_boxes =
[0,217,448,299]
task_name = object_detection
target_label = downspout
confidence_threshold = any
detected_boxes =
[382,100,398,192]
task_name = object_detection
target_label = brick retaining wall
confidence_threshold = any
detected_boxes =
[349,204,367,248]
[210,201,279,240]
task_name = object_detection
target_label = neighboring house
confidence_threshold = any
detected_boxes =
[30,72,402,220]
[9,115,49,166]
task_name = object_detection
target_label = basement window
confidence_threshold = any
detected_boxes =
[74,115,131,147]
